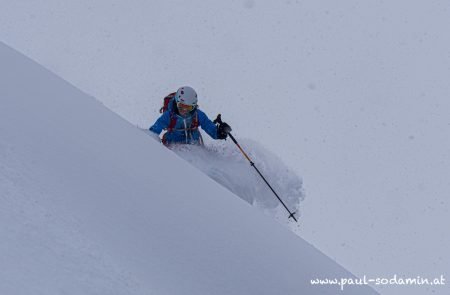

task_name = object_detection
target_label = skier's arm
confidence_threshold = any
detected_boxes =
[149,111,170,135]
[197,110,219,139]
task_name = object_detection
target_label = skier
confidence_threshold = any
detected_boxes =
[149,86,231,145]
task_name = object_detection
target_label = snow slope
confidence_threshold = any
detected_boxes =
[0,43,377,294]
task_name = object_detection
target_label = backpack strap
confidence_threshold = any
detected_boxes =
[167,111,177,132]
[161,111,176,146]
[161,132,169,146]
[191,112,199,130]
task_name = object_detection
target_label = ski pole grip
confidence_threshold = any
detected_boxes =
[213,114,222,124]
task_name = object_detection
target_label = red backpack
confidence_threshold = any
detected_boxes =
[159,92,176,113]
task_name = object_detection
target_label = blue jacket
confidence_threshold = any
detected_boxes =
[149,100,218,145]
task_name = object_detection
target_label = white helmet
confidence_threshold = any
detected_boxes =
[175,86,198,106]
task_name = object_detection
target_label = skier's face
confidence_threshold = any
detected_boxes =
[177,102,194,116]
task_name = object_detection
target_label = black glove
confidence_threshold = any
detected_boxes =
[217,122,232,139]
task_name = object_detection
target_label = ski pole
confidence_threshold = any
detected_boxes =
[214,114,298,222]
